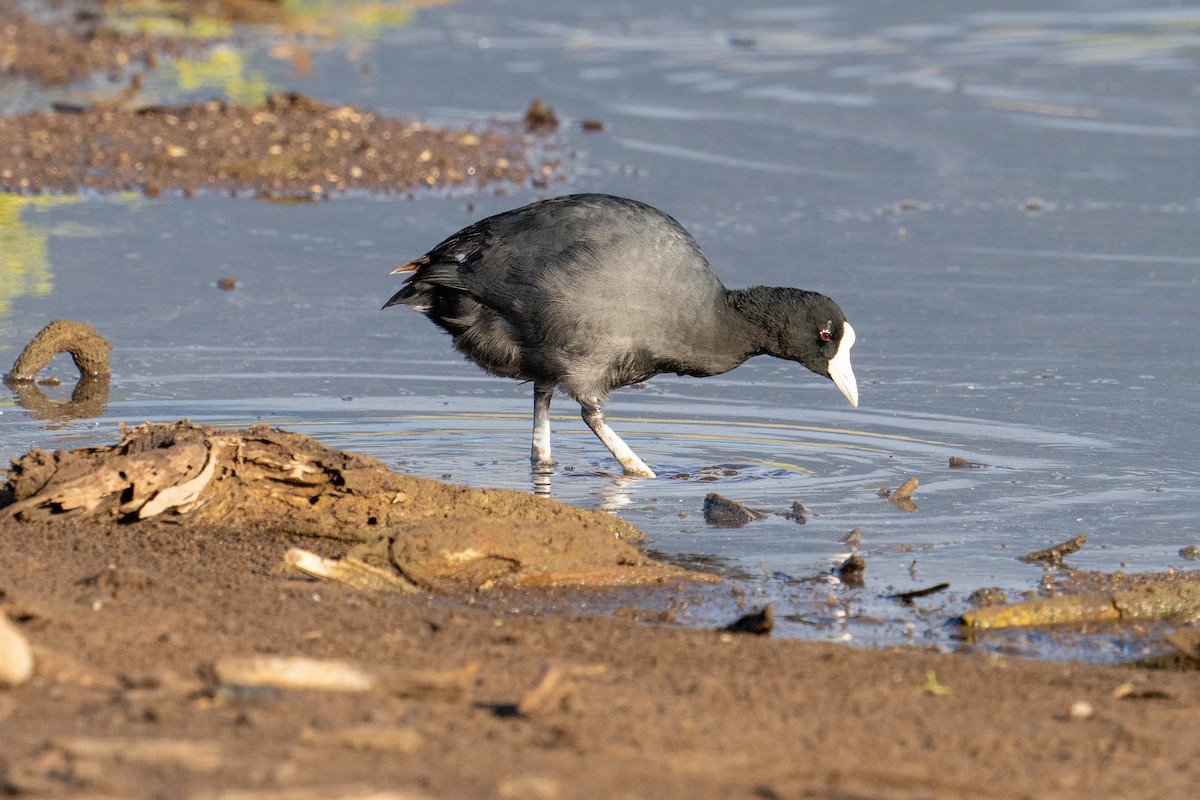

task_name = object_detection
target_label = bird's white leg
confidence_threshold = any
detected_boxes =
[531,384,554,470]
[580,400,656,478]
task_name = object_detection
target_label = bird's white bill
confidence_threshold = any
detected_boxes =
[829,321,859,408]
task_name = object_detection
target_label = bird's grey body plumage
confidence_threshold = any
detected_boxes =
[385,193,858,477]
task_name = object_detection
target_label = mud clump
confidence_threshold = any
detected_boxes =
[4,320,113,421]
[6,319,111,382]
[702,493,766,528]
[2,421,708,591]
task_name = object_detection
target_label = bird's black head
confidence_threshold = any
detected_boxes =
[737,288,859,407]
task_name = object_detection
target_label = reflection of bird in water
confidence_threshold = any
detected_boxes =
[386,194,858,478]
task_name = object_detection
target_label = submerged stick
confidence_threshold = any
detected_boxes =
[1018,533,1087,568]
[285,547,422,594]
[960,580,1200,630]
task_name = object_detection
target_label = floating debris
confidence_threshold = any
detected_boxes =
[784,500,809,524]
[890,582,950,603]
[1018,533,1087,568]
[702,493,766,528]
[841,527,862,551]
[878,476,919,512]
[837,555,866,586]
[523,98,559,132]
[967,587,1008,607]
[949,456,988,469]
[722,604,774,636]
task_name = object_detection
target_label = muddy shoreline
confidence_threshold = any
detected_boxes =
[2,510,1198,798]
[2,426,1199,797]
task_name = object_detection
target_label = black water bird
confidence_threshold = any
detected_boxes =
[384,193,858,477]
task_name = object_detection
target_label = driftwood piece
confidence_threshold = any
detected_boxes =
[960,580,1200,630]
[1018,533,1087,568]
[3,421,711,590]
[2,421,638,538]
[285,548,422,594]
[878,476,918,512]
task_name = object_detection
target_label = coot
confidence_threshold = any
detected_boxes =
[385,194,858,478]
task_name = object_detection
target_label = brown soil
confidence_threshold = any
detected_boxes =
[3,431,1200,798]
[0,92,560,198]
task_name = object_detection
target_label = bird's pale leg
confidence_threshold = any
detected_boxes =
[531,384,554,471]
[580,400,656,478]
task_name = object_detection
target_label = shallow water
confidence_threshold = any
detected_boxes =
[3,0,1199,661]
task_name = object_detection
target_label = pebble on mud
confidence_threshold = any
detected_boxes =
[1068,701,1094,720]
[0,614,35,688]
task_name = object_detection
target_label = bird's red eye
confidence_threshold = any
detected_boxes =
[819,327,832,342]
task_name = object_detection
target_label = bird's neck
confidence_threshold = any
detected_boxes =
[723,286,795,357]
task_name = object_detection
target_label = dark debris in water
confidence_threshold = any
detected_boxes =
[949,456,988,469]
[889,582,950,604]
[1018,533,1087,568]
[837,555,866,587]
[722,604,773,636]
[0,92,562,197]
[702,493,766,528]
[967,587,1009,607]
[877,476,919,513]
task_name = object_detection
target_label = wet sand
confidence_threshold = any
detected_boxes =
[2,508,1198,798]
